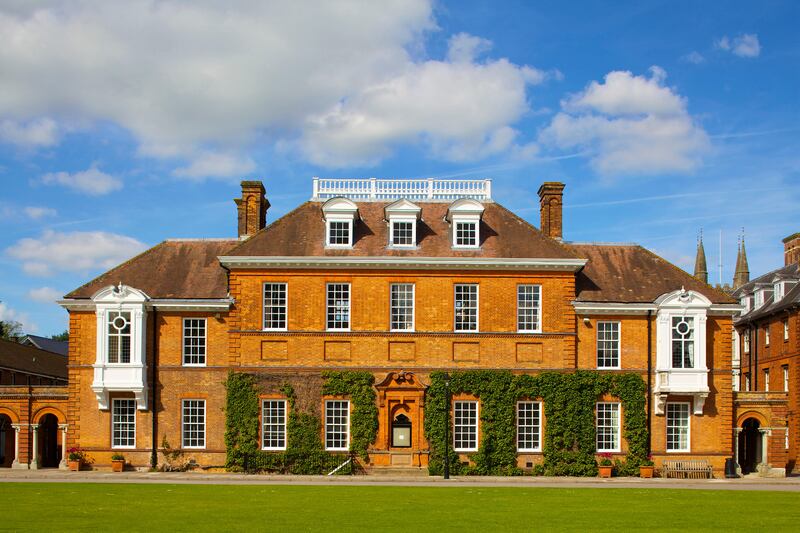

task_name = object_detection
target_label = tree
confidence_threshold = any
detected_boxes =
[0,320,24,341]
[50,330,69,342]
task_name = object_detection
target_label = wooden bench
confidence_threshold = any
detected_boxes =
[661,459,713,479]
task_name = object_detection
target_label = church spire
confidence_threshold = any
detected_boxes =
[733,230,750,289]
[693,230,708,284]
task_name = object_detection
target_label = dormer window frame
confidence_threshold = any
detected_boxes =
[447,198,485,250]
[322,197,358,249]
[385,198,421,249]
[774,281,784,301]
[754,289,764,309]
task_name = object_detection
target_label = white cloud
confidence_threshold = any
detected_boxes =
[540,67,710,175]
[6,230,147,277]
[0,117,58,147]
[173,152,256,179]
[23,206,57,220]
[0,302,36,334]
[40,164,122,195]
[716,34,760,58]
[682,51,705,64]
[0,2,549,168]
[27,286,62,303]
[299,36,549,166]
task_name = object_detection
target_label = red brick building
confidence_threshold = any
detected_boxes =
[731,233,799,476]
[3,178,745,475]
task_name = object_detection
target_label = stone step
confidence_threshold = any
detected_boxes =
[365,466,429,477]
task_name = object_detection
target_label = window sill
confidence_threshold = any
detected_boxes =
[517,449,542,453]
[517,330,542,334]
[182,364,207,368]
[261,447,287,452]
[454,448,478,453]
[597,366,621,371]
[262,328,288,333]
[325,447,349,452]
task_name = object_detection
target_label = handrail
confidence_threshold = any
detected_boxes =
[326,456,352,476]
[311,177,492,201]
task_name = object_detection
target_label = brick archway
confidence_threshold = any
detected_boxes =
[32,407,66,425]
[736,410,768,428]
[0,407,19,425]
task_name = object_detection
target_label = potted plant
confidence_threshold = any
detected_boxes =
[67,447,86,471]
[597,453,613,478]
[639,455,655,478]
[111,453,125,472]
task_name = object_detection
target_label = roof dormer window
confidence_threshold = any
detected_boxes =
[774,282,784,301]
[322,197,358,248]
[754,289,764,308]
[385,199,421,248]
[447,198,484,249]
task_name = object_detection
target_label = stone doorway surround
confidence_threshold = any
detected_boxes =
[373,371,428,468]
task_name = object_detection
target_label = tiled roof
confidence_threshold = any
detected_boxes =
[65,239,238,299]
[733,263,800,323]
[568,243,736,304]
[227,201,579,259]
[0,339,67,380]
[21,335,68,356]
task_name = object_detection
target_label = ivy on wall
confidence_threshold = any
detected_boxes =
[224,370,379,473]
[321,370,379,460]
[424,370,648,477]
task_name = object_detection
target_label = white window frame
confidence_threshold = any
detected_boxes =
[596,402,621,453]
[111,398,136,449]
[324,400,350,451]
[744,330,751,353]
[764,368,770,391]
[516,285,542,333]
[784,365,789,392]
[666,402,691,453]
[181,399,206,449]
[263,282,288,331]
[516,401,542,452]
[261,399,287,451]
[390,220,416,248]
[596,321,621,369]
[453,220,479,248]
[453,400,479,452]
[754,290,764,308]
[670,316,695,369]
[774,282,784,301]
[182,318,207,367]
[784,319,790,341]
[107,310,133,364]
[745,372,751,391]
[326,283,351,332]
[454,284,479,333]
[390,283,415,332]
[765,326,770,346]
[326,219,353,248]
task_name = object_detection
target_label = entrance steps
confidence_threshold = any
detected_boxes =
[365,466,429,477]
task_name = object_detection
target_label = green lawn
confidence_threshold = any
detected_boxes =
[1,483,798,532]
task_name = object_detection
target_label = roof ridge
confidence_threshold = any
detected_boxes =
[223,201,314,256]
[64,240,164,299]
[635,244,735,302]
[491,201,581,259]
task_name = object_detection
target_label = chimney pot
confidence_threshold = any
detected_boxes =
[235,180,270,239]
[537,181,565,240]
[783,232,800,266]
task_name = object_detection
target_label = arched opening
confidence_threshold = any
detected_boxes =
[392,413,412,448]
[0,414,13,468]
[37,414,60,468]
[738,417,762,475]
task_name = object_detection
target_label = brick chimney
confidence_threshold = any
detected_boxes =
[538,182,565,240]
[234,181,269,239]
[783,232,800,266]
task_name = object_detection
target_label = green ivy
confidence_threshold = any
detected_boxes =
[425,370,648,477]
[321,370,379,460]
[224,370,379,473]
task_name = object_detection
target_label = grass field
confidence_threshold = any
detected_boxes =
[1,483,798,532]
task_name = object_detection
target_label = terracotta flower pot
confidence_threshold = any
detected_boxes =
[68,460,81,472]
[639,465,654,478]
[598,465,613,478]
[111,459,125,473]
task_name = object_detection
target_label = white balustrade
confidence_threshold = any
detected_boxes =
[311,177,492,201]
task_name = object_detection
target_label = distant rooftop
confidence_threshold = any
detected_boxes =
[311,177,493,202]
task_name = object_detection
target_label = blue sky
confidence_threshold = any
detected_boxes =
[0,0,798,336]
